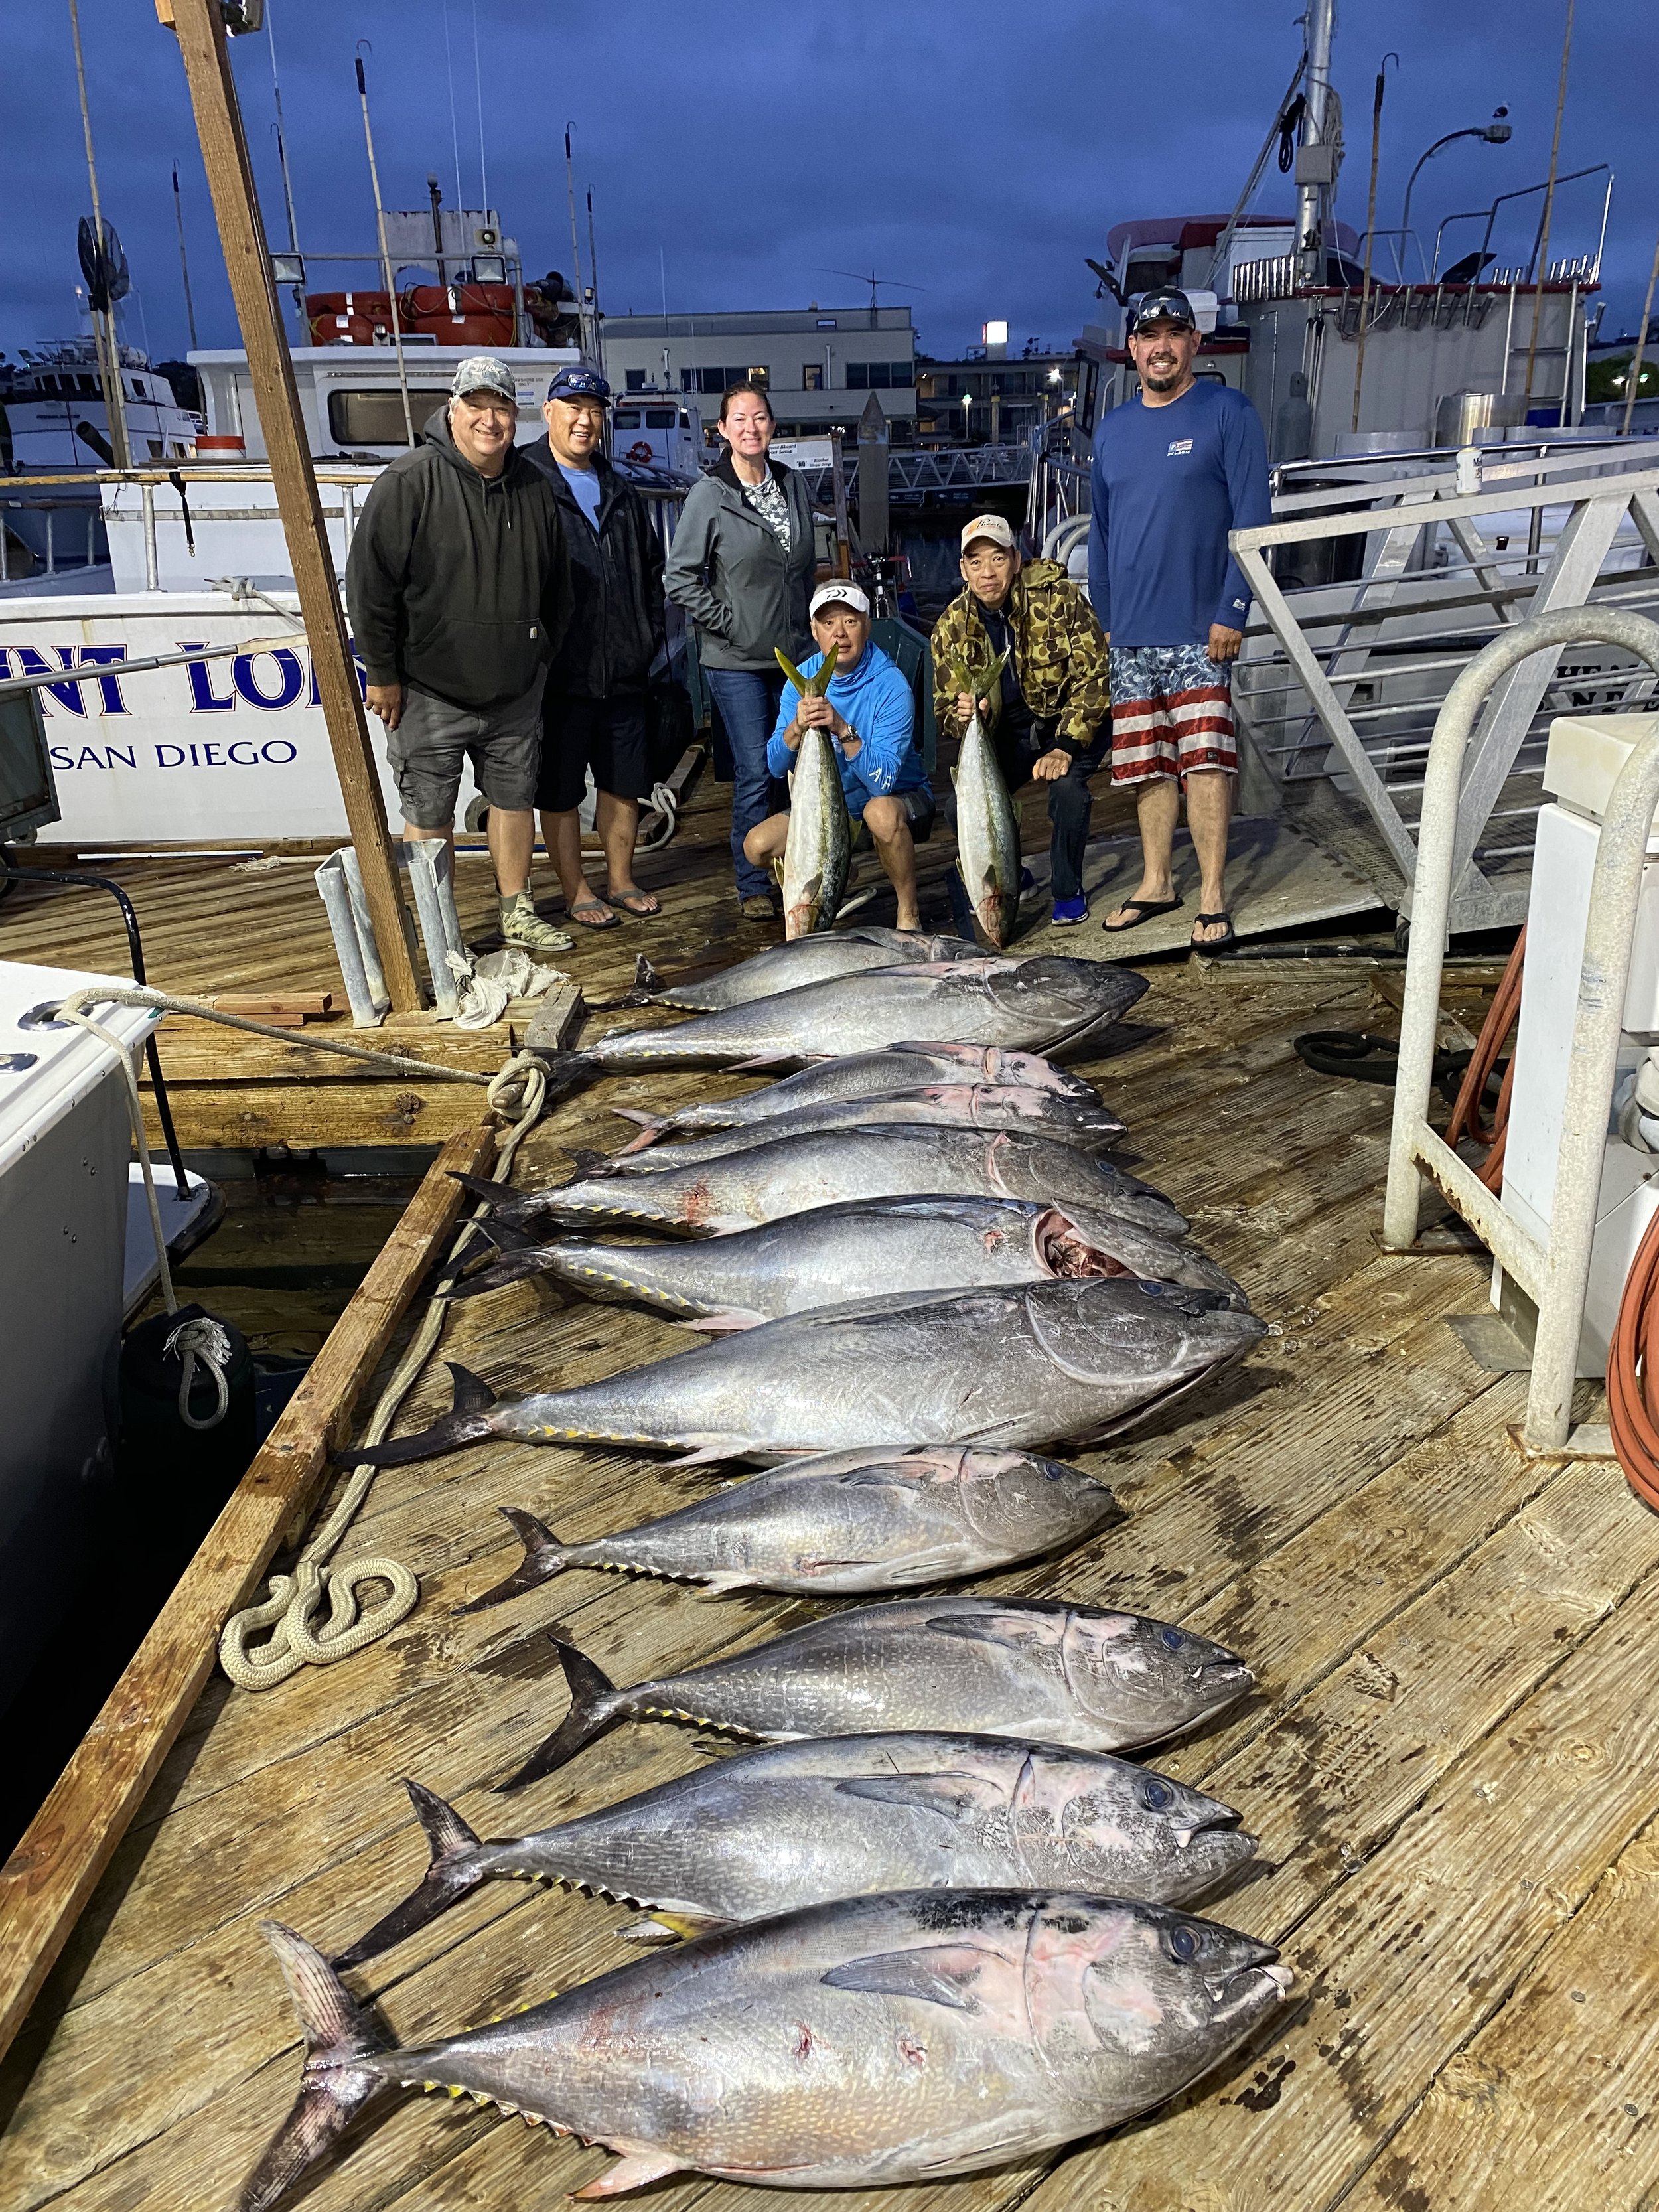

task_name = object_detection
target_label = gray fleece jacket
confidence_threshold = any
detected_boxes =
[663,456,817,672]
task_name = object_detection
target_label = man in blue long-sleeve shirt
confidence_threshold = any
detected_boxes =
[745,579,934,930]
[1089,287,1271,950]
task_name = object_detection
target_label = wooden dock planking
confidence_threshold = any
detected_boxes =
[9,888,1659,2208]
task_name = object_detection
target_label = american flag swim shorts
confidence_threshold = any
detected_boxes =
[1108,643,1237,786]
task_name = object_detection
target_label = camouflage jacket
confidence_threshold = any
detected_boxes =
[929,558,1110,757]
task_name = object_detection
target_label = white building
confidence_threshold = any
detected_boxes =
[596,307,917,445]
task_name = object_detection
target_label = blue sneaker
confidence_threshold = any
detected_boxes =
[1051,895,1088,927]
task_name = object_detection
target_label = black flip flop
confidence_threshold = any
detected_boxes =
[1100,895,1184,934]
[567,897,622,931]
[1191,911,1236,951]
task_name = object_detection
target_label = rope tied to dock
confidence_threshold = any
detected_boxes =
[218,1051,550,1690]
[49,984,553,1687]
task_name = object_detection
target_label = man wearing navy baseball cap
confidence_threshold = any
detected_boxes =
[1090,287,1270,951]
[523,365,667,926]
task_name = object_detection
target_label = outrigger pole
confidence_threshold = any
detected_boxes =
[157,0,421,1013]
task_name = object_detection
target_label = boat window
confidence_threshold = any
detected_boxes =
[645,409,676,429]
[79,375,98,396]
[325,388,449,445]
[613,409,640,428]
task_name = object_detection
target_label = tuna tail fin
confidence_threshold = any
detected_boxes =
[234,1923,392,2212]
[591,954,670,1011]
[565,1145,614,1178]
[449,1168,508,1209]
[348,1363,501,1469]
[435,1250,555,1303]
[610,1107,668,1154]
[498,1634,621,1793]
[330,1783,488,1970]
[456,1506,569,1613]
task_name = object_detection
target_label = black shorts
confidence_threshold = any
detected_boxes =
[851,785,936,849]
[536,690,650,812]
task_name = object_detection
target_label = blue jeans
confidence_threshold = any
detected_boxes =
[707,667,787,899]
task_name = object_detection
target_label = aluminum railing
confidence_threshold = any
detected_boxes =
[1383,607,1659,1453]
[1227,437,1659,928]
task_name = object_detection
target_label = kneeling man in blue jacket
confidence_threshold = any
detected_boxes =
[745,579,935,930]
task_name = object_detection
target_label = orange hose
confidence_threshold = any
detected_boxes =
[1610,1203,1659,1511]
[1445,926,1526,1193]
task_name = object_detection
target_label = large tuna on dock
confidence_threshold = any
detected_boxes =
[579,1083,1127,1174]
[454,1122,1187,1238]
[354,1276,1262,1468]
[445,1193,1246,1318]
[332,1734,1258,1968]
[503,1592,1253,1787]
[611,1039,1102,1138]
[624,928,984,1011]
[240,1895,1290,2207]
[947,655,1022,946]
[460,1445,1121,1604]
[544,952,1149,1075]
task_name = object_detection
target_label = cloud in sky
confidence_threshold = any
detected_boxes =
[3,0,1653,368]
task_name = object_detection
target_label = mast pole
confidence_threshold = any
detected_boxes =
[355,56,415,449]
[1522,0,1577,405]
[1295,0,1337,291]
[1351,54,1398,434]
[587,188,605,382]
[163,0,421,1012]
[565,126,589,361]
[1623,224,1659,437]
[67,0,131,469]
[171,161,199,352]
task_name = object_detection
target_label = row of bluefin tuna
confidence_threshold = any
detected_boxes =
[237,928,1287,2210]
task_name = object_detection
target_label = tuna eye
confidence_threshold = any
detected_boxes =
[1159,1627,1185,1652]
[1167,1925,1199,1962]
[1141,1779,1175,1811]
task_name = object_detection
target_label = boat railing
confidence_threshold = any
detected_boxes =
[1,459,693,592]
[1226,437,1659,930]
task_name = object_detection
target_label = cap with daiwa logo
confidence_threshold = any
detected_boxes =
[546,365,613,404]
[1129,287,1198,334]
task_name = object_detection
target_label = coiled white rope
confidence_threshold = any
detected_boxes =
[218,1051,548,1688]
[52,985,549,1690]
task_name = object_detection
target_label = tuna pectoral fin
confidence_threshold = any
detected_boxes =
[820,1943,993,2014]
[348,1364,500,1469]
[834,1772,1003,1822]
[573,2150,687,2199]
[456,1507,569,1613]
[330,1782,486,1970]
[236,1924,392,2212]
[676,1308,766,1334]
[498,1635,621,1793]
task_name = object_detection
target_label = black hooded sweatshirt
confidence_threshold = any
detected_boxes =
[346,408,573,709]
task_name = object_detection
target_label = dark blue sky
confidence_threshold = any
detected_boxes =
[5,1,1654,367]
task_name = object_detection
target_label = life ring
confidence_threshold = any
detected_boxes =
[626,440,656,465]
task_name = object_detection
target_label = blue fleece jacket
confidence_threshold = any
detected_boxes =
[1088,380,1271,647]
[766,642,928,816]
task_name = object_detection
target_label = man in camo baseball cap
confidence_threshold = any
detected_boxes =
[449,354,518,402]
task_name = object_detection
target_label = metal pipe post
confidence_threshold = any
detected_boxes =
[356,56,415,449]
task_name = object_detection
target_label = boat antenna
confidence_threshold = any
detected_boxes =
[1522,0,1577,404]
[171,161,200,352]
[471,0,488,214]
[263,0,303,332]
[66,0,131,467]
[1351,52,1398,433]
[565,126,588,361]
[354,50,415,449]
[587,187,604,380]
[1623,223,1659,437]
[441,0,463,213]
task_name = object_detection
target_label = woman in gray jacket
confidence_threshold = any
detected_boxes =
[664,380,817,915]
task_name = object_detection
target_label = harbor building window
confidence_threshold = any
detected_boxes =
[625,370,647,392]
[846,362,914,390]
[682,364,770,394]
[326,388,451,445]
[802,364,824,391]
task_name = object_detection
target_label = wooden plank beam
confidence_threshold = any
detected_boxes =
[161,0,421,1012]
[0,1120,496,2066]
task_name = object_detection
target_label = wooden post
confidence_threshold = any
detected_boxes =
[163,0,420,1011]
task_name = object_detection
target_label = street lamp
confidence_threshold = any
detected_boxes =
[962,389,973,443]
[1399,109,1511,280]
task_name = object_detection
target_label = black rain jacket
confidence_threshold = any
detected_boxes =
[522,437,666,697]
